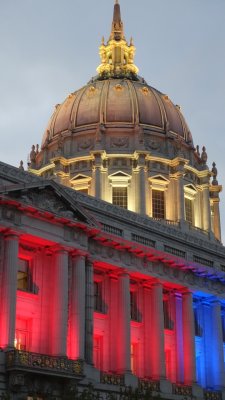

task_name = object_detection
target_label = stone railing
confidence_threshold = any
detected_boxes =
[204,390,222,400]
[138,379,160,392]
[6,350,83,378]
[172,384,192,396]
[100,372,124,386]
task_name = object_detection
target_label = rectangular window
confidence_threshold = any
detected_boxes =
[130,291,138,321]
[94,281,103,313]
[112,187,128,209]
[152,190,165,219]
[194,307,202,337]
[221,314,225,342]
[94,336,103,370]
[17,258,31,291]
[15,318,29,351]
[163,298,173,330]
[185,197,193,225]
[131,343,138,376]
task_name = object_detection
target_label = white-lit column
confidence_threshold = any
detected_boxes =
[202,185,211,232]
[211,300,225,389]
[213,199,221,241]
[0,233,19,348]
[118,272,131,373]
[85,259,94,364]
[70,253,86,360]
[151,282,166,379]
[52,248,68,356]
[182,291,196,384]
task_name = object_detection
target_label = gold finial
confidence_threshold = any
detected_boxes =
[97,2,139,78]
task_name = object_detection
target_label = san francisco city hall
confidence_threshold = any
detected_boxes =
[0,1,225,399]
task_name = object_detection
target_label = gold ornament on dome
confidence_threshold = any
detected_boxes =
[97,1,139,79]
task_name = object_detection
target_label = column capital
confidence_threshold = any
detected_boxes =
[71,250,87,259]
[48,244,69,255]
[4,230,20,240]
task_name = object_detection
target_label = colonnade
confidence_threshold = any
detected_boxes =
[0,233,225,390]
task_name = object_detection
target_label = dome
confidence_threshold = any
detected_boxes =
[41,77,193,150]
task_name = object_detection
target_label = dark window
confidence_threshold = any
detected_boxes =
[221,313,225,342]
[163,298,174,330]
[112,187,128,209]
[185,197,194,225]
[130,291,138,321]
[94,281,103,312]
[17,259,30,291]
[152,190,165,219]
[194,307,203,337]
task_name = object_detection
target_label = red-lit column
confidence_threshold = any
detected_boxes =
[85,259,94,364]
[151,282,166,379]
[118,272,131,373]
[109,275,118,372]
[0,233,19,348]
[175,293,184,383]
[51,248,68,356]
[143,286,152,378]
[182,291,196,384]
[69,253,86,360]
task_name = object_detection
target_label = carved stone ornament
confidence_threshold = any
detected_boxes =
[146,139,161,151]
[78,138,94,151]
[110,136,129,148]
[18,189,76,219]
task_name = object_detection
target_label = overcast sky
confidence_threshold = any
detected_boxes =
[0,0,225,241]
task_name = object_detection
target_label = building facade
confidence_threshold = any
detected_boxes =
[0,2,225,399]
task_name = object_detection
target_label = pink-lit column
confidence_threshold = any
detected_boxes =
[51,248,68,356]
[118,272,131,373]
[182,291,196,384]
[175,293,184,383]
[69,253,86,360]
[143,286,152,378]
[85,259,94,365]
[109,275,118,372]
[151,282,166,379]
[0,233,19,348]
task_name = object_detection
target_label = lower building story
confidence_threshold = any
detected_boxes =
[0,171,225,399]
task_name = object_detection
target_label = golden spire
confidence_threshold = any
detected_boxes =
[97,1,139,79]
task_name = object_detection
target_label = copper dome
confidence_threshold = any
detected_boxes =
[41,78,193,149]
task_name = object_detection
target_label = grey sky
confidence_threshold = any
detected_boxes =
[0,0,225,240]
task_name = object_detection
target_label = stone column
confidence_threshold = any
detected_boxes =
[92,153,102,199]
[70,253,86,360]
[143,286,152,378]
[51,248,68,356]
[213,199,221,241]
[202,185,211,232]
[211,300,225,389]
[177,175,185,222]
[109,276,118,372]
[182,291,196,384]
[85,259,94,365]
[175,293,184,383]
[118,272,131,373]
[1,233,19,349]
[151,282,166,379]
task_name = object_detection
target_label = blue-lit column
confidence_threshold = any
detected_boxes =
[211,300,225,389]
[202,301,213,388]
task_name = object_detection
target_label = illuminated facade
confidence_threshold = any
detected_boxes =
[0,1,225,399]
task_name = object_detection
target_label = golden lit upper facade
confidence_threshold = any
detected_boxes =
[29,1,222,241]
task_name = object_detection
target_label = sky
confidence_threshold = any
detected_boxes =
[0,0,225,240]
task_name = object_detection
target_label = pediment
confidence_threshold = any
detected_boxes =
[150,175,169,183]
[0,180,98,227]
[109,171,131,178]
[71,174,91,181]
